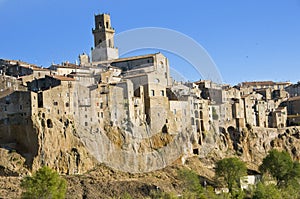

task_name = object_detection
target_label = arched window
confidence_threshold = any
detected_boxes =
[191,117,195,125]
[200,111,203,119]
[195,110,199,118]
[159,61,164,68]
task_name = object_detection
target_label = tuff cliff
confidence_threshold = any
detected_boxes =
[0,108,192,175]
[199,124,300,171]
[0,111,97,176]
[1,114,300,198]
[1,110,300,177]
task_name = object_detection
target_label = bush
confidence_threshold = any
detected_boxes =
[259,149,300,186]
[252,182,281,199]
[21,166,67,199]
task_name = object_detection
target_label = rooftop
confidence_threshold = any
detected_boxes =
[288,96,300,102]
[241,81,291,87]
[51,75,75,81]
[93,53,160,65]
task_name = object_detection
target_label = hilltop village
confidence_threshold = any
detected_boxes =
[1,14,300,174]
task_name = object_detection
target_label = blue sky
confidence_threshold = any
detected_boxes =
[0,0,299,85]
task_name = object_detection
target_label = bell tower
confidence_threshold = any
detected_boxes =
[92,14,119,62]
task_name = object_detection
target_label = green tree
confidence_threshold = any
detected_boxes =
[178,169,204,197]
[259,150,300,186]
[21,166,67,199]
[252,182,282,199]
[215,157,247,193]
[280,183,300,199]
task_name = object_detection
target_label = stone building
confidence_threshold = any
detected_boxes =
[270,107,287,128]
[239,81,291,90]
[0,59,50,79]
[285,82,300,97]
[92,14,119,62]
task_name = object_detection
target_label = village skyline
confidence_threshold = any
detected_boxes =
[0,0,300,84]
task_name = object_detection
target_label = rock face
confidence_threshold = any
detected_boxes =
[1,101,300,177]
[0,109,192,175]
[74,121,193,173]
[199,124,300,170]
[0,111,96,175]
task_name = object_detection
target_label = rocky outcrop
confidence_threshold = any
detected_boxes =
[0,111,97,175]
[1,102,300,176]
[199,125,300,171]
[74,121,192,173]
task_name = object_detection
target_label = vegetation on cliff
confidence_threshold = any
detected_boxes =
[21,166,67,199]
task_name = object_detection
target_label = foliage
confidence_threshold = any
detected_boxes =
[259,150,300,186]
[178,169,204,197]
[149,190,177,199]
[215,157,247,193]
[21,166,67,199]
[279,183,300,199]
[252,182,282,199]
[119,192,133,199]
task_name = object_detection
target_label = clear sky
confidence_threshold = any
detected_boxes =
[0,0,299,85]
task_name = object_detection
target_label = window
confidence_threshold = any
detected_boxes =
[19,105,23,110]
[65,102,69,107]
[160,90,164,96]
[85,122,88,126]
[53,102,58,106]
[150,90,155,96]
[159,61,164,68]
[191,118,195,125]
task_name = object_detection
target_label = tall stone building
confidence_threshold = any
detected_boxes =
[91,14,119,62]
